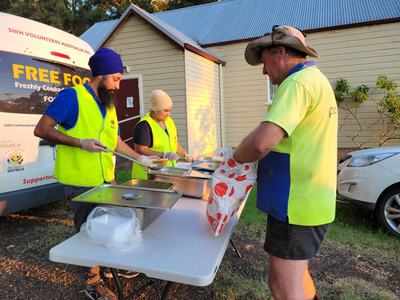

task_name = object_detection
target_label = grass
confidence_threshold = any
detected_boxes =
[115,169,399,299]
[328,203,400,261]
[240,188,400,255]
[320,278,398,300]
[115,167,400,254]
[234,188,400,300]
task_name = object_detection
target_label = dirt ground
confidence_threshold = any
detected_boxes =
[0,201,399,300]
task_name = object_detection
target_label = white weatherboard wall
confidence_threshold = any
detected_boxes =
[210,22,400,148]
[184,50,221,156]
[307,22,400,147]
[208,43,268,148]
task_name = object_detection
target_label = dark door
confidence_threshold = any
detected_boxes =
[115,78,141,147]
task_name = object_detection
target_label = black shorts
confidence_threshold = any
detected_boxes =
[264,215,329,260]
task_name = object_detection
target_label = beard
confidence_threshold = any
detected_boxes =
[98,85,115,107]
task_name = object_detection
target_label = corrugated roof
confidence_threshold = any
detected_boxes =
[83,4,224,64]
[82,0,400,48]
[81,19,118,50]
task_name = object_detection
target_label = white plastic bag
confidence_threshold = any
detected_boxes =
[84,206,142,251]
[206,147,257,236]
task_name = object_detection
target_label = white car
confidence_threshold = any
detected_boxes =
[338,146,400,237]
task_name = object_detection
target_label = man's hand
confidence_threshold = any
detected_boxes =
[138,155,157,167]
[163,152,180,161]
[79,139,105,152]
[184,153,196,162]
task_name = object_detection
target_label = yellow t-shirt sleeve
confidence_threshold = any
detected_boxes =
[265,80,311,136]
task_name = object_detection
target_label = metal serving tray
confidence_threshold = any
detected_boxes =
[120,179,175,193]
[72,184,181,210]
[191,161,220,172]
[72,184,182,230]
[149,167,211,179]
[149,167,212,200]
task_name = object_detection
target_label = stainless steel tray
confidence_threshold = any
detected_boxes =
[149,167,212,199]
[149,167,189,176]
[149,167,211,179]
[72,184,181,210]
[120,179,175,192]
[192,161,220,172]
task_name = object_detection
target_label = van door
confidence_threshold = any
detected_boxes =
[0,50,89,213]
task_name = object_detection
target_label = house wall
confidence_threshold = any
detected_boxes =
[184,49,221,156]
[208,22,400,148]
[208,43,268,147]
[308,22,400,147]
[104,14,189,147]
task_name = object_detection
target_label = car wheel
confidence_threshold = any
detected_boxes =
[377,188,400,238]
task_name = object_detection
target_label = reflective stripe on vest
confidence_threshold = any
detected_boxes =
[55,84,118,187]
[132,113,178,180]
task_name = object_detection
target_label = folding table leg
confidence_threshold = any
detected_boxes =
[111,269,124,300]
[230,239,242,258]
[160,282,173,300]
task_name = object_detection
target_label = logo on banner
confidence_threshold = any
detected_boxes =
[6,150,24,172]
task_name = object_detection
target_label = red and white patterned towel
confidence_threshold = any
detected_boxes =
[206,147,257,236]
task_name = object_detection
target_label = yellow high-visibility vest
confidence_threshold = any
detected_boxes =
[55,84,118,187]
[132,112,177,180]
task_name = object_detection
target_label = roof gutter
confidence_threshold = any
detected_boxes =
[184,43,226,65]
[202,17,400,48]
[97,5,225,65]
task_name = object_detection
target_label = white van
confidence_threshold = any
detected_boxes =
[0,13,94,214]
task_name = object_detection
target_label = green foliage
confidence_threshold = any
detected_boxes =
[7,0,70,33]
[376,75,400,127]
[351,84,369,104]
[376,75,397,92]
[334,78,369,104]
[335,76,400,146]
[334,79,351,103]
[166,0,216,9]
[0,0,11,11]
[2,0,217,36]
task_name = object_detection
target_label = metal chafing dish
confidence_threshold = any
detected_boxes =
[120,179,175,192]
[72,181,181,230]
[191,160,220,173]
[148,166,214,200]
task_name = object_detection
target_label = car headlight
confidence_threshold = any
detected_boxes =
[348,153,399,167]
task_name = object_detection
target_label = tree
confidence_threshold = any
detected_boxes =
[3,0,217,35]
[334,76,400,148]
[376,75,400,145]
[7,0,69,31]
[0,0,11,11]
[167,0,216,9]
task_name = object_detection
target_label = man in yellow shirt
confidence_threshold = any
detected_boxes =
[234,26,337,300]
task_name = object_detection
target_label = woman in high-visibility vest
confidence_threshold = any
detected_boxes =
[132,89,192,180]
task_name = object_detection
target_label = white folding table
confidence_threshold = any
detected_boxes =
[49,197,245,299]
